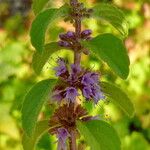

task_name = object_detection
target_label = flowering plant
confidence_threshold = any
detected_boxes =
[22,0,134,150]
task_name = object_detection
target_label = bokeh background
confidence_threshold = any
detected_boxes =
[0,0,150,150]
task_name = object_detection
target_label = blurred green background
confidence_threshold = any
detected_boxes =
[0,0,150,150]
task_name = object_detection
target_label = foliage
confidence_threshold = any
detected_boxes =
[0,0,150,150]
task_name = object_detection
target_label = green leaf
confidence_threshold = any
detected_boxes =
[77,120,121,150]
[30,4,70,53]
[32,0,50,15]
[82,33,130,79]
[32,42,61,74]
[101,81,134,117]
[22,79,56,137]
[22,120,49,150]
[92,3,128,37]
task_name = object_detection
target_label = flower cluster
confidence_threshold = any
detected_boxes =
[52,58,105,104]
[58,29,92,52]
[49,103,99,150]
[70,2,93,19]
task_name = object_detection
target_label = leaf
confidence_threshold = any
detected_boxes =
[101,81,134,117]
[22,79,56,137]
[77,120,121,150]
[22,120,49,150]
[32,0,50,15]
[82,33,130,79]
[32,42,61,74]
[30,4,70,53]
[92,3,128,37]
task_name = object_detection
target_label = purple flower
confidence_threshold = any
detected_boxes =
[91,85,105,104]
[67,64,81,84]
[82,86,92,99]
[81,73,92,85]
[71,64,81,74]
[65,87,78,102]
[81,72,99,86]
[57,128,70,150]
[90,72,99,83]
[54,58,67,76]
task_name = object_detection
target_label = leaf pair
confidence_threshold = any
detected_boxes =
[30,3,130,79]
[21,79,134,150]
[22,79,134,136]
[23,119,120,150]
[30,3,128,54]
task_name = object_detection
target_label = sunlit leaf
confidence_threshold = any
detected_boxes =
[82,33,130,79]
[32,42,61,74]
[30,4,70,53]
[22,79,56,137]
[22,120,49,150]
[32,0,50,15]
[77,120,121,150]
[101,82,134,117]
[92,3,128,37]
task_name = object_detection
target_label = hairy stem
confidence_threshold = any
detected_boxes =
[68,0,82,149]
[69,129,77,150]
[70,0,82,66]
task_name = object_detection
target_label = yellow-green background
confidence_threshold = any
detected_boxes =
[0,0,150,150]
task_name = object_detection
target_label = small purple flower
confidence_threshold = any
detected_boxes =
[71,64,81,74]
[81,73,94,85]
[90,72,99,83]
[65,87,78,102]
[82,86,92,99]
[91,85,105,104]
[54,58,67,76]
[81,72,99,86]
[67,64,81,83]
[57,128,70,150]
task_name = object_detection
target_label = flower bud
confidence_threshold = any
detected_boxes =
[81,29,92,38]
[66,31,76,39]
[59,34,67,41]
[58,41,71,47]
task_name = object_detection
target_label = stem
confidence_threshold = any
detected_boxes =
[68,1,81,149]
[70,0,82,66]
[69,129,77,150]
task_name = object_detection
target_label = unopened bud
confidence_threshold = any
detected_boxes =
[66,31,76,39]
[81,29,92,38]
[58,41,71,47]
[59,34,67,41]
